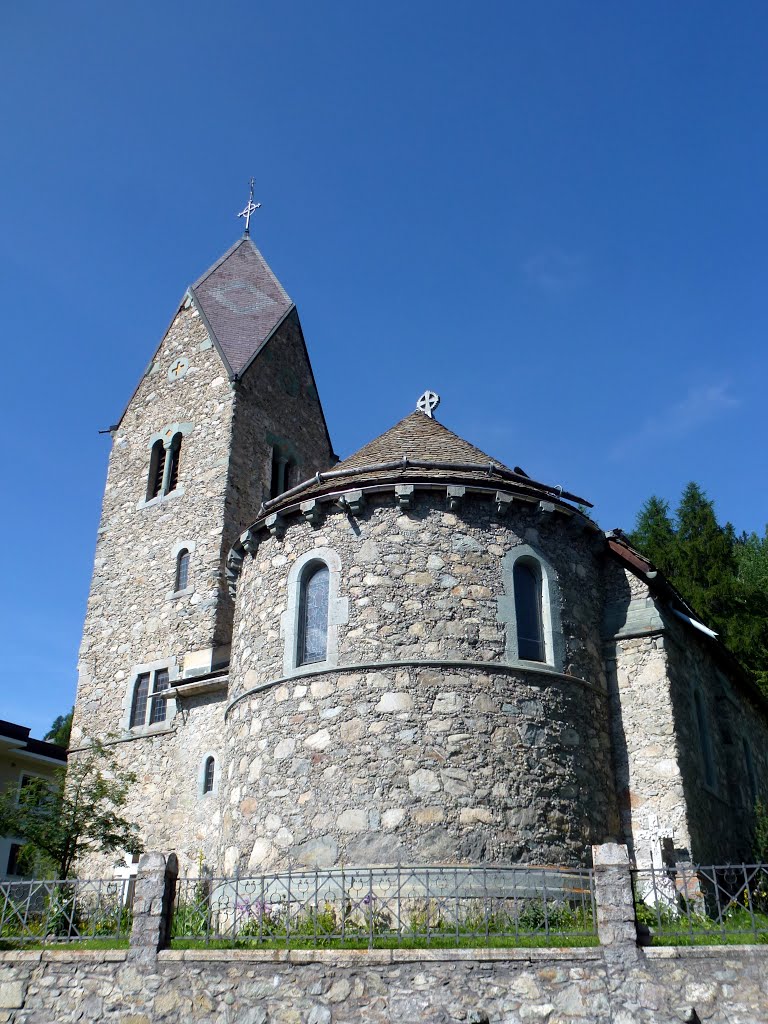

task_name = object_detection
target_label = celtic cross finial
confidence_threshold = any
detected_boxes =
[237,178,261,237]
[417,390,440,418]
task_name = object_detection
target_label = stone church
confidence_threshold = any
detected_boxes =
[70,229,768,880]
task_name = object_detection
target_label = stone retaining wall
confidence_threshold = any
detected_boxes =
[2,945,767,1023]
[2,846,766,1023]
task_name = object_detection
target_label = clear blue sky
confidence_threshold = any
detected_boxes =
[2,2,766,737]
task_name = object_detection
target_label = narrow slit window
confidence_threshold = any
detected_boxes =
[203,756,215,794]
[147,440,166,499]
[297,563,330,666]
[694,690,716,788]
[744,739,757,805]
[513,559,544,662]
[149,669,170,725]
[167,434,182,492]
[130,673,150,728]
[270,449,282,498]
[175,549,190,591]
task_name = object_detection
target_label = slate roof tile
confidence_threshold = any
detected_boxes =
[190,238,294,377]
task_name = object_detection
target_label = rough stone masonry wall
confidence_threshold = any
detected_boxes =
[223,494,619,871]
[224,664,616,873]
[663,618,768,864]
[71,302,238,875]
[72,298,333,876]
[73,303,236,749]
[221,312,335,643]
[230,494,608,697]
[605,625,689,867]
[3,946,768,1023]
[604,561,768,866]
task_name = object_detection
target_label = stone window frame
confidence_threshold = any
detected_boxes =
[137,422,193,510]
[120,657,180,737]
[199,752,218,798]
[498,544,565,672]
[168,540,196,599]
[281,547,349,677]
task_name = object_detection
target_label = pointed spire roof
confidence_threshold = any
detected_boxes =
[189,237,294,378]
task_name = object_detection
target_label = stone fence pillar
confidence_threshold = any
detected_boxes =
[129,851,178,963]
[591,842,638,947]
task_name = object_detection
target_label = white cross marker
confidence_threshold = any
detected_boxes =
[417,390,441,418]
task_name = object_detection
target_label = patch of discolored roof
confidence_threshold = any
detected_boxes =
[189,238,294,378]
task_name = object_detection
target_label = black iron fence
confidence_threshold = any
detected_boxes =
[632,862,768,945]
[0,877,133,944]
[170,864,597,948]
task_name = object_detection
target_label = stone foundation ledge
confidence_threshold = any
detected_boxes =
[642,944,768,960]
[5,945,766,967]
[160,946,603,964]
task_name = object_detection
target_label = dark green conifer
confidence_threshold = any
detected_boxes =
[629,496,677,577]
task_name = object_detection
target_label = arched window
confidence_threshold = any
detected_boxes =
[147,440,166,500]
[175,549,190,591]
[694,690,715,788]
[203,756,215,794]
[167,433,182,493]
[513,559,544,662]
[297,562,330,666]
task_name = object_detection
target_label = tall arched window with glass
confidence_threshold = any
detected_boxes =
[175,549,190,592]
[513,559,544,662]
[297,562,330,666]
[203,756,215,795]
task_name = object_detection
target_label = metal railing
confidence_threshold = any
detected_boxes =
[632,863,768,945]
[0,878,132,944]
[171,864,597,948]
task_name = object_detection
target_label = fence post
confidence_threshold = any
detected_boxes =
[591,842,637,947]
[128,851,178,963]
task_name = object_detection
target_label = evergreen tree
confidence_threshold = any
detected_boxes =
[673,482,737,629]
[629,482,768,699]
[736,527,768,592]
[44,709,73,749]
[629,496,677,576]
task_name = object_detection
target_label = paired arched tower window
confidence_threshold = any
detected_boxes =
[146,432,183,500]
[129,668,170,728]
[270,446,297,499]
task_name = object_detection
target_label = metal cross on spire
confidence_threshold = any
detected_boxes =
[237,178,261,237]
